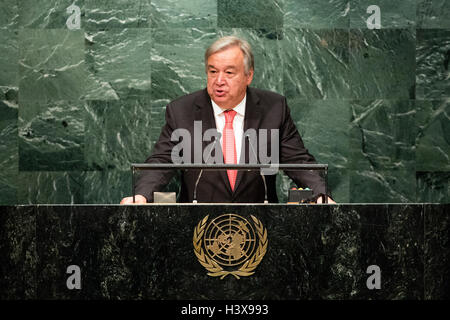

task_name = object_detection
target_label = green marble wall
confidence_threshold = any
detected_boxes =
[0,0,449,205]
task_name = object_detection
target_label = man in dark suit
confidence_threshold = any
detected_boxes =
[121,36,334,204]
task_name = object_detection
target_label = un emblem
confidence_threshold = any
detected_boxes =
[193,214,268,279]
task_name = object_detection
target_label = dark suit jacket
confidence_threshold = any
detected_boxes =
[135,87,330,203]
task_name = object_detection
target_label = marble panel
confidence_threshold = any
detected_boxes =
[151,0,217,28]
[350,99,416,172]
[285,0,349,29]
[0,101,18,205]
[18,29,86,103]
[0,0,18,30]
[349,169,416,203]
[0,30,18,101]
[417,172,450,204]
[17,171,84,204]
[84,98,153,172]
[0,206,36,299]
[282,28,350,99]
[424,204,450,299]
[349,29,416,99]
[84,0,151,30]
[18,100,85,171]
[85,28,151,100]
[217,0,283,29]
[350,0,416,29]
[415,100,450,171]
[17,0,84,29]
[417,0,450,29]
[416,29,450,100]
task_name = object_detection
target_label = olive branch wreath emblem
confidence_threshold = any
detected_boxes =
[193,215,268,279]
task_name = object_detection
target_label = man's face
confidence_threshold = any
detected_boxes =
[206,46,254,110]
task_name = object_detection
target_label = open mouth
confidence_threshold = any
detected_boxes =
[215,89,226,97]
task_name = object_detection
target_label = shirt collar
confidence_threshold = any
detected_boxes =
[211,94,246,117]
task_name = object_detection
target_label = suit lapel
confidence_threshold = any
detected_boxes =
[194,89,215,147]
[234,87,261,193]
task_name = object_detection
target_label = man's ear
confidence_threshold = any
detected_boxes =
[246,69,254,85]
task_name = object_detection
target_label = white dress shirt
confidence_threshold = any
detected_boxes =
[211,95,246,163]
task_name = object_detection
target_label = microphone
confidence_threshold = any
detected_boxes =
[245,134,268,204]
[193,136,219,203]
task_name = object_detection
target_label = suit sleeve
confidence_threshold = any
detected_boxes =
[134,104,177,202]
[279,98,331,199]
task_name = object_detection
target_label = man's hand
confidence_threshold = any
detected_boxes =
[120,194,147,204]
[316,196,336,204]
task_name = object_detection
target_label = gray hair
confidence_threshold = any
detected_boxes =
[204,36,254,75]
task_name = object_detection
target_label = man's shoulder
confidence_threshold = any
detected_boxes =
[169,89,208,107]
[248,87,285,102]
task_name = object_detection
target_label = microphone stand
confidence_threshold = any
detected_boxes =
[193,137,219,203]
[246,134,268,204]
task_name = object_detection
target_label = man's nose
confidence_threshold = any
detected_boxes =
[216,72,225,85]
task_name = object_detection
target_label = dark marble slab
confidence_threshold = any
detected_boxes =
[425,204,450,299]
[1,204,446,300]
[0,206,36,299]
[382,204,424,299]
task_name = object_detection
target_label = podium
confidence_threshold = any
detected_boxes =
[0,203,449,299]
[131,163,330,203]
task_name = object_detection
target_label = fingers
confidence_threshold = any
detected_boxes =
[120,195,147,204]
[120,197,132,204]
[316,196,336,204]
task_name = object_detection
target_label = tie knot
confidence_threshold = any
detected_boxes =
[224,109,237,123]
